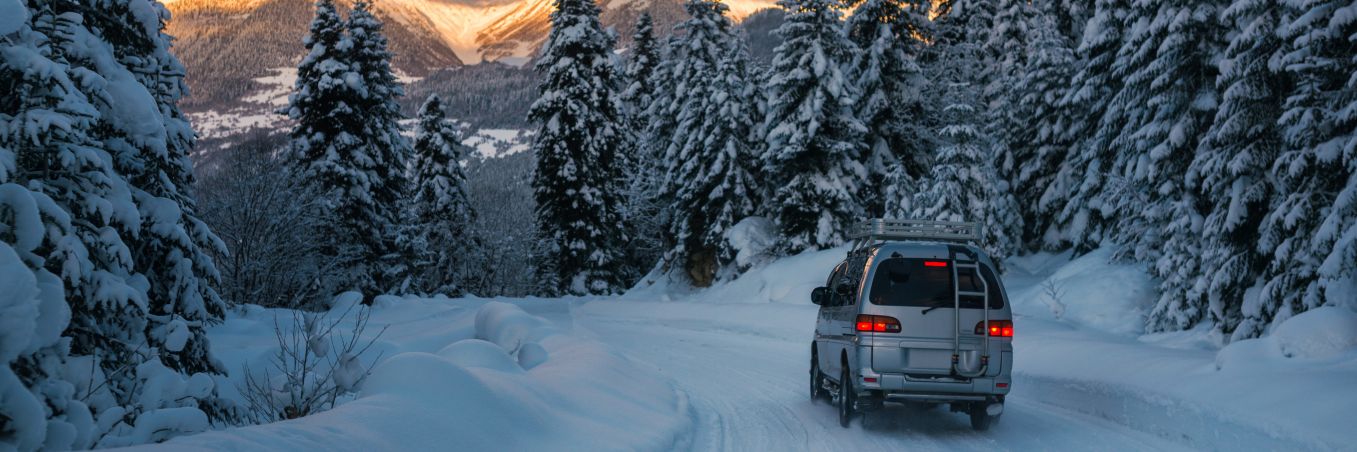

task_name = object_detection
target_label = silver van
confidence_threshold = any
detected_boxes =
[810,219,1013,430]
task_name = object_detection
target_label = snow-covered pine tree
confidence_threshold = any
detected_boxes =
[762,0,868,253]
[654,0,746,285]
[669,14,761,285]
[622,12,660,134]
[846,0,932,217]
[0,8,114,448]
[284,0,356,296]
[1320,4,1357,318]
[285,0,406,298]
[407,95,475,295]
[1149,0,1287,334]
[343,0,410,294]
[1008,14,1078,249]
[1045,0,1128,252]
[931,0,997,52]
[1248,0,1357,339]
[618,13,667,280]
[906,81,1022,266]
[630,14,683,277]
[986,0,1037,180]
[72,0,231,395]
[1105,1,1225,266]
[529,0,631,295]
[1043,0,1094,44]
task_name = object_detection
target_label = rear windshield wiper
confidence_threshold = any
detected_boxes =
[921,300,951,316]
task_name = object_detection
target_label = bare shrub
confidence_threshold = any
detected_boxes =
[239,301,387,424]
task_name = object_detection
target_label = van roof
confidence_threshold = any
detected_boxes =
[861,241,997,269]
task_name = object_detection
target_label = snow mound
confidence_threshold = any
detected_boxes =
[724,216,778,272]
[1216,306,1357,370]
[148,297,689,451]
[474,301,553,349]
[1272,307,1357,359]
[515,342,548,370]
[1012,248,1155,336]
[436,339,524,373]
[328,291,364,312]
[0,0,26,36]
[695,246,846,304]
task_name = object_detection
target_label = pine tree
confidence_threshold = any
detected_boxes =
[529,0,630,295]
[1,8,118,448]
[986,0,1038,180]
[932,0,997,52]
[654,0,747,285]
[1042,0,1095,44]
[1249,0,1357,339]
[283,0,358,296]
[284,0,408,297]
[1010,15,1078,249]
[846,0,932,216]
[665,6,762,285]
[344,0,410,294]
[762,0,868,253]
[1046,0,1128,252]
[622,12,660,134]
[1149,0,1287,334]
[408,95,475,295]
[73,0,231,389]
[905,82,1022,265]
[1110,1,1225,265]
[619,13,667,279]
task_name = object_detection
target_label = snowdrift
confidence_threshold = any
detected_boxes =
[133,300,690,451]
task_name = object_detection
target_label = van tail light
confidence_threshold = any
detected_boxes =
[856,315,901,333]
[975,320,1014,337]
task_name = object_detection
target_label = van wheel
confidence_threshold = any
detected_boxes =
[809,353,828,402]
[969,404,992,431]
[837,368,854,428]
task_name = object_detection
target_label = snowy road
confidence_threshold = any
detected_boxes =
[569,300,1192,452]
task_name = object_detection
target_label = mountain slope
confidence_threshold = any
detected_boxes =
[166,0,462,111]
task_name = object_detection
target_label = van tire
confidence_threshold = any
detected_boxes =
[969,404,992,431]
[838,367,854,428]
[810,351,828,402]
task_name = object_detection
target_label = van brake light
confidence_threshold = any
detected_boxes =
[856,314,901,333]
[974,320,1014,337]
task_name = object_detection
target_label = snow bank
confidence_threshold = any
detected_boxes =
[1009,248,1155,335]
[1008,251,1357,451]
[632,245,845,304]
[1216,306,1357,368]
[137,299,689,451]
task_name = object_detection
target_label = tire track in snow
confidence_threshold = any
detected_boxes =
[573,301,1198,451]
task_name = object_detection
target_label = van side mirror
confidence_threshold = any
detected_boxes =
[835,284,852,296]
[811,287,829,305]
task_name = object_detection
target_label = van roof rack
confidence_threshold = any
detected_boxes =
[848,219,980,252]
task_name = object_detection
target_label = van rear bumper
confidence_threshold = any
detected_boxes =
[853,343,1011,397]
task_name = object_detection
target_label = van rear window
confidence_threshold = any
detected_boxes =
[868,258,1004,309]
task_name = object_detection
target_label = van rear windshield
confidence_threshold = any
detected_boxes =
[868,258,1004,309]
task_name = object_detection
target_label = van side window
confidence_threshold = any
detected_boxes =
[841,254,867,306]
[826,262,848,306]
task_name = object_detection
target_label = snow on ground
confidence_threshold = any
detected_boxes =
[608,245,1356,450]
[130,245,1355,451]
[463,129,533,159]
[130,297,690,451]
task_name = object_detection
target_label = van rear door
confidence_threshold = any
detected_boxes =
[864,257,1004,376]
